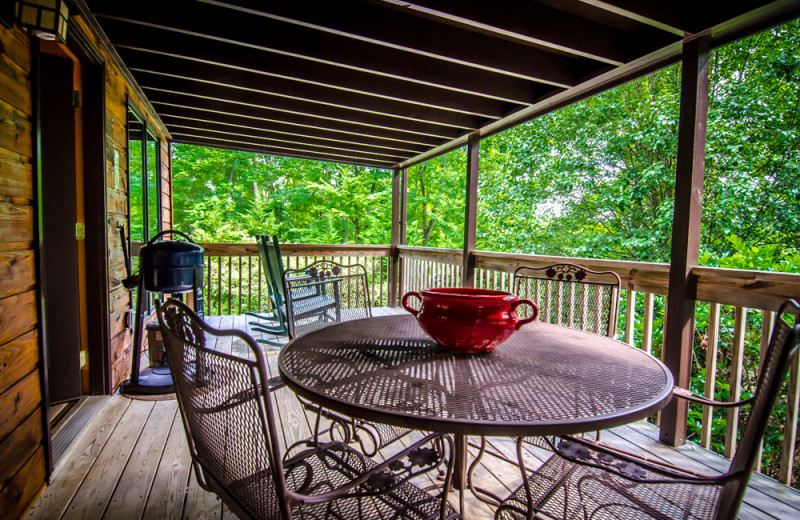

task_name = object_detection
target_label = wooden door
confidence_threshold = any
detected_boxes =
[39,52,82,403]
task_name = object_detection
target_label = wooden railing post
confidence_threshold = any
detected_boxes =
[660,38,710,447]
[462,133,479,288]
[389,167,407,306]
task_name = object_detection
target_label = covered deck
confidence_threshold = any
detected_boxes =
[2,1,800,518]
[26,311,800,520]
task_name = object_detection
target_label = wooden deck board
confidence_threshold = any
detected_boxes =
[61,400,155,520]
[25,396,132,520]
[141,408,194,520]
[30,308,800,519]
[103,400,178,519]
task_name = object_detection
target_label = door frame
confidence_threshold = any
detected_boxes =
[33,19,109,478]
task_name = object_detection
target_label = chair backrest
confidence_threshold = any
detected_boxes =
[157,299,291,520]
[513,263,622,337]
[258,234,288,307]
[719,299,800,519]
[283,259,372,337]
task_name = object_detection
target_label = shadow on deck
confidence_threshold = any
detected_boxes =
[26,309,800,519]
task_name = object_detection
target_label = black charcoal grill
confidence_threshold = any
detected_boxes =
[121,230,204,395]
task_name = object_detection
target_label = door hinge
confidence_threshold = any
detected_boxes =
[73,90,80,108]
[80,350,88,369]
[75,222,85,240]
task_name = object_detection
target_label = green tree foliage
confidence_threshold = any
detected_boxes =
[406,149,466,248]
[474,20,799,267]
[172,148,392,244]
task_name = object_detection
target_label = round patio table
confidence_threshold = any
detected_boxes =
[278,314,673,490]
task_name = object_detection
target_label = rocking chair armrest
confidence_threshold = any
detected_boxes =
[672,386,754,408]
[548,435,723,485]
[284,432,453,505]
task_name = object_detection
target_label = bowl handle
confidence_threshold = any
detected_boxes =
[511,299,539,330]
[401,291,422,316]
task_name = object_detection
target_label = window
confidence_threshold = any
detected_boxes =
[127,101,162,313]
[127,102,161,245]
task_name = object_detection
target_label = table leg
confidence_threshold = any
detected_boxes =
[453,434,468,490]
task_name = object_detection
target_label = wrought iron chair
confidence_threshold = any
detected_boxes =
[469,263,622,505]
[157,299,459,520]
[513,263,622,337]
[283,259,370,337]
[494,299,800,520]
[283,259,414,456]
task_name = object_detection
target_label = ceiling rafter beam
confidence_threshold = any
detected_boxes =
[91,2,542,104]
[95,15,511,119]
[372,0,636,65]
[156,106,428,154]
[204,0,582,85]
[135,73,463,139]
[159,107,424,154]
[169,127,408,162]
[116,48,485,129]
[146,93,447,147]
[162,120,411,160]
[173,137,396,168]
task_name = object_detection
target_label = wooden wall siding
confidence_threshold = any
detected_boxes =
[0,15,174,517]
[72,16,172,391]
[0,23,45,520]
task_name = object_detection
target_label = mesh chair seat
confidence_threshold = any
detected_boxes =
[284,442,452,519]
[496,453,722,520]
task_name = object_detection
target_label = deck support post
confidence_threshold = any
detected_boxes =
[461,133,480,288]
[660,38,710,447]
[389,167,407,306]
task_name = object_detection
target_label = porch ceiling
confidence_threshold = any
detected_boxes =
[77,0,800,169]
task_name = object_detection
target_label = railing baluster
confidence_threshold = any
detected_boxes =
[755,311,775,472]
[780,312,799,484]
[725,306,747,459]
[206,256,212,316]
[625,291,637,345]
[238,256,243,314]
[217,257,222,315]
[257,255,263,312]
[642,293,655,354]
[701,302,721,449]
[380,256,385,306]
[248,256,252,314]
[227,256,232,314]
[371,257,376,306]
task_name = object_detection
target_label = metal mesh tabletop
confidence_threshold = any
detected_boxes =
[279,315,673,436]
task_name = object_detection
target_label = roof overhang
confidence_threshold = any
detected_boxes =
[75,0,800,169]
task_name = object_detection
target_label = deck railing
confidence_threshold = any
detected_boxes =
[199,241,800,487]
[200,243,392,316]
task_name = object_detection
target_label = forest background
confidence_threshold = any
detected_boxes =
[167,22,800,480]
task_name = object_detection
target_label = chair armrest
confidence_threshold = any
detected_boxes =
[267,376,285,390]
[283,432,453,505]
[672,386,754,408]
[548,435,724,485]
[287,278,341,291]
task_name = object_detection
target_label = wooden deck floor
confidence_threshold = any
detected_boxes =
[26,309,800,519]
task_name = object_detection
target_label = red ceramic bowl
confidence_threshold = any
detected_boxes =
[401,288,539,353]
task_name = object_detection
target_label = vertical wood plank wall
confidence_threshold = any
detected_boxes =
[0,17,172,519]
[72,17,172,391]
[0,24,45,520]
